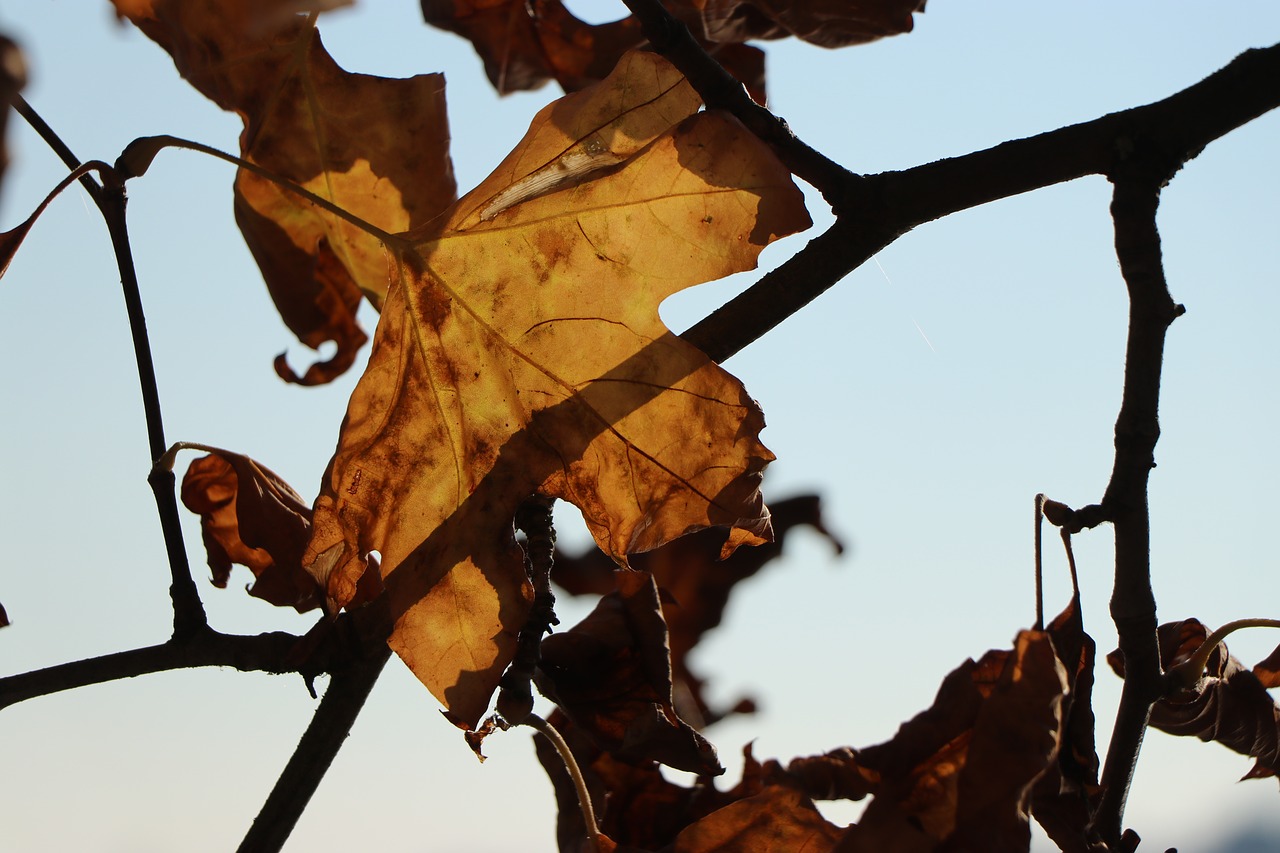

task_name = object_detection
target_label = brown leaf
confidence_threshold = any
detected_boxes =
[553,493,845,725]
[422,0,645,94]
[537,570,721,775]
[536,718,787,852]
[837,630,1068,852]
[1029,600,1103,853]
[672,786,843,853]
[303,50,810,727]
[0,33,24,195]
[112,0,456,384]
[680,0,926,49]
[1109,618,1280,780]
[1252,642,1280,689]
[421,0,771,102]
[180,450,327,611]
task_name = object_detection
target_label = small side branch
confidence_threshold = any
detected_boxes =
[14,98,207,636]
[237,645,391,853]
[684,43,1279,364]
[619,0,858,207]
[0,629,301,711]
[1090,165,1184,844]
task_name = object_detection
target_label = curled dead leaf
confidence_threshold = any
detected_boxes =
[1108,618,1280,780]
[180,451,326,611]
[420,0,922,102]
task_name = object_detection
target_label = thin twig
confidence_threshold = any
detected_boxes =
[14,99,208,636]
[1034,494,1046,631]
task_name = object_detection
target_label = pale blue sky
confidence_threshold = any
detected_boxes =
[2,2,1279,851]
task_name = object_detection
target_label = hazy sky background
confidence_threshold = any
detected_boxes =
[2,2,1279,851]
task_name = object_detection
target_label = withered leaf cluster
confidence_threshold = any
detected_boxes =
[422,0,926,101]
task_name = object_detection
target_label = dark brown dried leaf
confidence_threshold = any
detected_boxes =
[680,0,925,48]
[837,630,1068,852]
[1109,618,1280,780]
[180,451,335,611]
[671,786,843,853]
[536,570,722,775]
[421,0,775,101]
[553,494,843,726]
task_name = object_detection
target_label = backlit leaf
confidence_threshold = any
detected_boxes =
[112,0,456,384]
[671,786,843,853]
[1108,618,1280,780]
[303,50,810,727]
[180,451,325,611]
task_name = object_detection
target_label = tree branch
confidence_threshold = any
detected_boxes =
[1089,159,1184,845]
[619,0,857,206]
[682,43,1280,363]
[14,97,208,637]
[0,629,301,711]
[237,645,391,853]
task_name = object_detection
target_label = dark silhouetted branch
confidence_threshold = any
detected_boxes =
[237,645,391,853]
[1089,158,1185,844]
[683,43,1279,363]
[0,629,301,711]
[14,98,207,637]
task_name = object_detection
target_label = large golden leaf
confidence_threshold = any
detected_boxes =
[112,0,456,384]
[304,51,810,727]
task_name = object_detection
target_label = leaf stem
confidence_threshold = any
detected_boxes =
[1166,618,1280,690]
[116,134,402,247]
[525,713,602,852]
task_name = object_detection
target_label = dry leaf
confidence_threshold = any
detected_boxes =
[536,570,721,774]
[1108,618,1280,780]
[672,786,843,853]
[835,630,1068,852]
[0,33,24,194]
[304,49,810,728]
[112,0,456,384]
[553,493,845,725]
[682,0,926,49]
[421,0,645,94]
[180,451,326,611]
[420,0,768,102]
